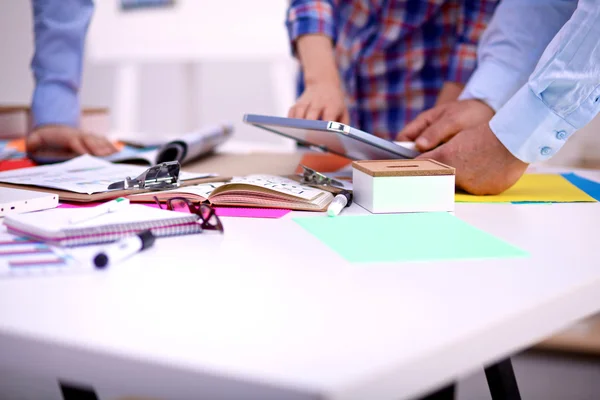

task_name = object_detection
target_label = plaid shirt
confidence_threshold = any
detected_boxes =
[286,0,498,140]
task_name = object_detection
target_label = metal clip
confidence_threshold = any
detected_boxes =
[299,164,346,189]
[326,121,351,134]
[107,161,181,191]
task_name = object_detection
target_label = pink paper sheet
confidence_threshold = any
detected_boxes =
[58,202,104,208]
[58,202,290,219]
[214,207,291,219]
[59,202,162,209]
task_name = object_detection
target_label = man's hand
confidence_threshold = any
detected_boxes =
[27,125,118,157]
[396,99,495,152]
[417,123,528,195]
[434,82,465,106]
[288,80,349,124]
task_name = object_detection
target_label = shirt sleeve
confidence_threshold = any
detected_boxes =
[490,0,600,164]
[286,0,336,56]
[446,0,498,85]
[30,0,94,129]
[458,0,577,112]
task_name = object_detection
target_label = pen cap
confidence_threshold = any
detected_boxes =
[340,190,353,206]
[138,230,156,250]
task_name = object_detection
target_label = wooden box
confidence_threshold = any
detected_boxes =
[352,159,455,214]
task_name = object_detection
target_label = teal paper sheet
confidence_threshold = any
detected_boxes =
[294,213,528,263]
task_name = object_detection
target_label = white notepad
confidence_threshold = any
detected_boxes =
[3,204,202,246]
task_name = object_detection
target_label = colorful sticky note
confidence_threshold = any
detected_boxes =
[294,213,528,263]
[510,201,552,205]
[455,174,596,203]
[295,153,351,174]
[214,207,291,219]
[60,201,165,209]
[0,139,34,171]
[58,202,104,208]
[561,173,600,201]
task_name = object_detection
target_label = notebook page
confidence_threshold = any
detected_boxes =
[129,182,225,202]
[212,190,331,204]
[211,191,332,211]
[211,175,326,201]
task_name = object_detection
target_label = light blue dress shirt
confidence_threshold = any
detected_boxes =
[30,0,94,129]
[459,0,600,164]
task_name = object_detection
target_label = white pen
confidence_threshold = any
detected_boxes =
[69,197,130,224]
[92,230,156,269]
[327,190,353,217]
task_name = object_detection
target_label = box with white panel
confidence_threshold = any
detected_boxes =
[352,159,455,213]
[0,187,58,217]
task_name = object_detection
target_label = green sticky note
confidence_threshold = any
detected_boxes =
[293,213,528,263]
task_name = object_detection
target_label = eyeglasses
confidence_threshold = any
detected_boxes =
[153,196,224,233]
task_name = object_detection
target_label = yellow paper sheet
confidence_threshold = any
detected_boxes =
[455,174,596,203]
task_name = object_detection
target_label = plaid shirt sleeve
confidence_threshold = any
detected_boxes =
[447,0,498,84]
[286,0,337,56]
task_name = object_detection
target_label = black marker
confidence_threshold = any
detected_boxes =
[93,230,156,269]
[327,190,353,217]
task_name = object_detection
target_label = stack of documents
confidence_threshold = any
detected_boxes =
[0,154,222,202]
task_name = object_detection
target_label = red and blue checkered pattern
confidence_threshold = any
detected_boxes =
[287,0,498,140]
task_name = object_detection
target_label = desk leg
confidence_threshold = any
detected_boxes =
[59,381,99,400]
[484,358,521,400]
[419,383,456,400]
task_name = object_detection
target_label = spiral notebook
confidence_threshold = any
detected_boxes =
[3,204,202,247]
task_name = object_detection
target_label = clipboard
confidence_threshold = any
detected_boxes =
[0,176,228,202]
[0,155,229,203]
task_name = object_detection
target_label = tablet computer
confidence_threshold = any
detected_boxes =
[243,114,419,160]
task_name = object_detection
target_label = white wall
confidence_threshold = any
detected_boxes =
[0,0,297,147]
[0,0,598,165]
[0,1,114,107]
[0,0,36,105]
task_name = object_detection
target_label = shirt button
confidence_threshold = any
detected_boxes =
[541,146,552,156]
[555,130,567,140]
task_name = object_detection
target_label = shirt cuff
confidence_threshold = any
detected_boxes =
[458,59,527,112]
[31,81,80,129]
[490,84,577,164]
[286,4,336,56]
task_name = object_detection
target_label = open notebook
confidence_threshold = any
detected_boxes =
[3,204,202,247]
[129,174,334,211]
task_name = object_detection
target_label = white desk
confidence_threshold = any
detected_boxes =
[1,167,600,400]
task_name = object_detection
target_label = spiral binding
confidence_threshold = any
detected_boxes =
[54,215,202,247]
